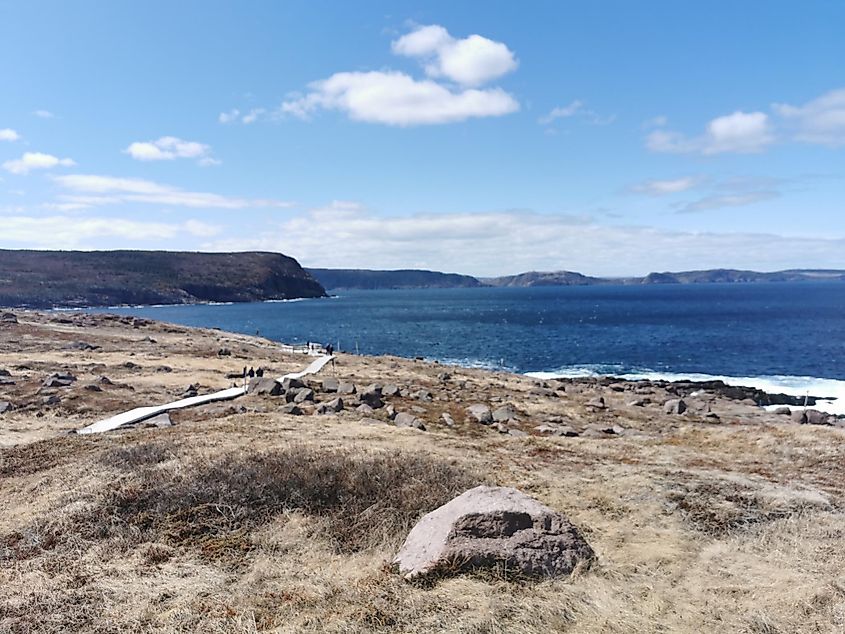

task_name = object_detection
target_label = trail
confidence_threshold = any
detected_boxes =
[76,355,334,435]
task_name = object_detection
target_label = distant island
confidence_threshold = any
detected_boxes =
[307,268,482,290]
[0,250,326,308]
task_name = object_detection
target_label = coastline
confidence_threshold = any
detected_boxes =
[2,309,845,631]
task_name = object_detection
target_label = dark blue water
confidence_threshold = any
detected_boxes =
[96,282,845,381]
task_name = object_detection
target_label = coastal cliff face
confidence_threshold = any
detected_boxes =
[306,268,483,290]
[0,250,327,308]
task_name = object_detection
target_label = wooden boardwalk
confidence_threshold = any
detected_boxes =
[76,355,334,435]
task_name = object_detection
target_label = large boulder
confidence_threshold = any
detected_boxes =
[248,377,282,396]
[394,485,594,580]
[394,412,426,431]
[791,409,831,425]
[467,404,493,424]
[663,398,687,415]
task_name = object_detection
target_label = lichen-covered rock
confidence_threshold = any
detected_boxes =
[467,404,493,424]
[248,377,282,396]
[664,398,687,415]
[394,485,594,580]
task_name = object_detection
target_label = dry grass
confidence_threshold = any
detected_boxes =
[2,311,845,633]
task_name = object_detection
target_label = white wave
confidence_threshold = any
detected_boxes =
[526,367,845,416]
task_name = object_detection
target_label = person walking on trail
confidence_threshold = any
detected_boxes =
[325,343,334,356]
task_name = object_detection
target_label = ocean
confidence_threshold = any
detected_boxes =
[95,282,845,414]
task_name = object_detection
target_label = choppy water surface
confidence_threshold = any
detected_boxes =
[99,283,845,412]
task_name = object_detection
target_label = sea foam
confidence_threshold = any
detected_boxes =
[525,367,845,416]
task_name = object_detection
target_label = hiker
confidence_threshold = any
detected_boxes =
[256,368,264,377]
[247,367,255,378]
[325,343,334,356]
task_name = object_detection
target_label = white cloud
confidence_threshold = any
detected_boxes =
[646,111,774,155]
[676,190,779,213]
[219,109,240,124]
[773,87,845,147]
[53,174,294,209]
[279,24,519,126]
[124,136,216,165]
[539,101,615,126]
[201,204,845,277]
[2,152,76,175]
[219,107,266,125]
[281,70,518,126]
[392,24,518,87]
[0,128,22,142]
[631,176,700,196]
[33,110,54,119]
[0,215,220,248]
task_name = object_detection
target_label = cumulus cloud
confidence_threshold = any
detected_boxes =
[2,152,76,175]
[539,100,615,126]
[33,110,54,119]
[647,111,774,155]
[219,109,240,124]
[0,214,220,248]
[630,176,700,196]
[53,174,293,209]
[201,204,845,277]
[280,71,518,126]
[773,87,845,147]
[391,24,518,86]
[124,136,217,165]
[0,128,21,142]
[279,24,519,126]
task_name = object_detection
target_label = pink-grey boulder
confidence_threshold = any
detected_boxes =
[393,485,594,580]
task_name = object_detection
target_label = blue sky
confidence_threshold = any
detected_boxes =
[1,0,843,276]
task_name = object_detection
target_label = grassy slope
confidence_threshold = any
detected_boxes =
[0,313,844,633]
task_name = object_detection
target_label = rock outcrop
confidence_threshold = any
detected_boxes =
[394,485,594,580]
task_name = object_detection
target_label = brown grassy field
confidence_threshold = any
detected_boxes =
[1,311,843,633]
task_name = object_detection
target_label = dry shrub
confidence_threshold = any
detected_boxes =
[98,440,176,470]
[3,446,480,562]
[666,472,831,536]
[0,435,100,477]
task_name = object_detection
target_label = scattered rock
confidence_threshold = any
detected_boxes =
[508,429,529,438]
[144,413,173,428]
[492,422,509,434]
[411,389,433,402]
[42,373,76,388]
[359,384,384,409]
[217,348,232,356]
[394,412,426,431]
[282,377,306,391]
[123,361,141,369]
[248,378,283,396]
[492,405,518,423]
[338,381,357,395]
[382,383,401,397]
[360,417,386,425]
[791,409,831,425]
[316,397,344,414]
[181,384,199,398]
[664,398,687,415]
[83,384,102,392]
[441,412,455,427]
[156,365,173,373]
[1,312,18,323]
[773,406,792,415]
[437,372,452,382]
[41,395,61,407]
[293,388,314,404]
[67,341,100,351]
[467,404,493,424]
[585,396,606,410]
[385,404,396,419]
[627,398,649,407]
[530,386,556,397]
[321,377,339,393]
[98,376,113,385]
[356,403,375,415]
[393,485,594,580]
[0,401,13,414]
[280,403,303,416]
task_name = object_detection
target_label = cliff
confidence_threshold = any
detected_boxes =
[0,250,327,308]
[306,268,483,290]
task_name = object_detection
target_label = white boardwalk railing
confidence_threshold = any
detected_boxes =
[76,354,334,435]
